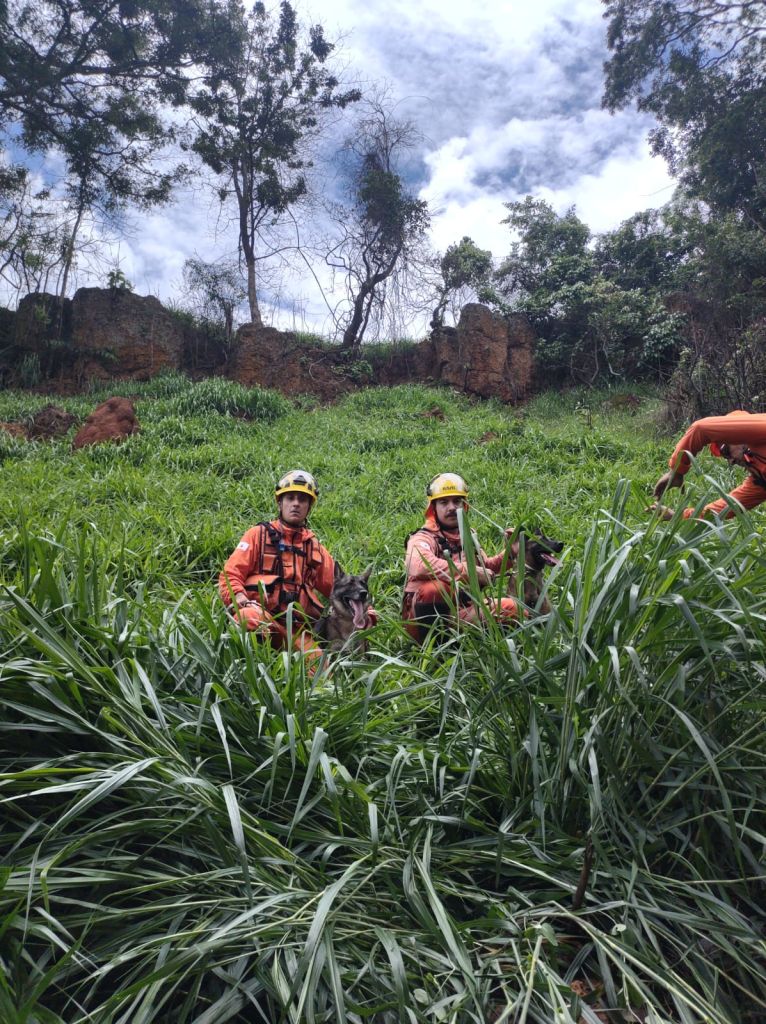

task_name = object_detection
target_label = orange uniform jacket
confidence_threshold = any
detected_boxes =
[218,519,335,621]
[668,411,766,518]
[404,513,511,595]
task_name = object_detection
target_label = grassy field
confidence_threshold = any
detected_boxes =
[1,378,764,1023]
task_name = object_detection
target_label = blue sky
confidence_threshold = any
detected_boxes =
[15,0,675,332]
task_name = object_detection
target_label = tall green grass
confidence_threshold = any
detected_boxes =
[1,384,764,1022]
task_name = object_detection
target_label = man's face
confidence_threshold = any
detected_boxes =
[721,443,748,467]
[433,496,466,529]
[278,491,312,526]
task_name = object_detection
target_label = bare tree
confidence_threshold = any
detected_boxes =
[325,100,430,352]
[183,257,247,346]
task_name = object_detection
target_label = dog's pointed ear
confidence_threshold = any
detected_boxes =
[361,564,373,582]
[334,561,344,580]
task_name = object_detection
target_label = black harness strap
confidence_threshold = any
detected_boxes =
[744,449,766,491]
[406,526,464,559]
[250,521,323,614]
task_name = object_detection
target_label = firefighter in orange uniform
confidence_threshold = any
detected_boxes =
[219,470,337,663]
[652,410,766,519]
[402,472,520,643]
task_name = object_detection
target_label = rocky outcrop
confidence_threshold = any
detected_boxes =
[71,288,184,380]
[7,290,229,387]
[227,325,430,402]
[13,294,72,356]
[228,305,533,403]
[8,288,537,404]
[72,397,140,449]
[429,304,534,402]
[0,305,18,347]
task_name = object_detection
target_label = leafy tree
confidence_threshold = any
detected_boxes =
[602,0,766,228]
[494,197,682,382]
[0,0,238,301]
[189,0,359,326]
[496,197,594,299]
[430,237,493,330]
[0,0,232,159]
[657,198,766,415]
[594,207,691,292]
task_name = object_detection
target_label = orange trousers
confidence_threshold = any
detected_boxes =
[231,602,322,670]
[402,581,519,643]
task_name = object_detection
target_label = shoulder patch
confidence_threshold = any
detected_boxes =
[237,541,250,551]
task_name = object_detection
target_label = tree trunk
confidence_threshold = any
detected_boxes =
[57,180,87,337]
[341,242,403,351]
[236,165,263,327]
[246,256,263,327]
[341,280,372,351]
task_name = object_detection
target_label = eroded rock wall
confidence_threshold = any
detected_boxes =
[430,304,535,402]
[71,288,184,380]
[8,289,536,403]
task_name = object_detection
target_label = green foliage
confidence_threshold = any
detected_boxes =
[432,236,493,328]
[339,155,429,351]
[497,196,593,294]
[603,0,766,227]
[17,351,41,388]
[494,198,683,384]
[334,102,429,352]
[105,268,133,291]
[0,389,764,1021]
[163,376,291,421]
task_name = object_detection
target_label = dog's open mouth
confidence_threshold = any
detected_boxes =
[540,552,561,567]
[346,597,368,629]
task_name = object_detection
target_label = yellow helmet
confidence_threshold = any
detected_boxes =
[426,472,468,504]
[275,469,319,505]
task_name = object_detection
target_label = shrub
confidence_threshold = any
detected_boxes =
[165,376,291,421]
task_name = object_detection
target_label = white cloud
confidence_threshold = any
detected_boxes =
[537,142,675,232]
[4,0,677,329]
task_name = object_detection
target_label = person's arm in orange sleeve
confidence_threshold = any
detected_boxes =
[655,414,765,499]
[681,475,766,520]
[405,533,469,584]
[218,526,262,606]
[314,549,336,599]
[669,415,766,474]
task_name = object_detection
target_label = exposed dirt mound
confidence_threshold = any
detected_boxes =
[72,397,140,449]
[27,404,76,439]
[0,421,26,439]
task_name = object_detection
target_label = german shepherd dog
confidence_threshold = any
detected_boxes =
[509,529,564,613]
[314,564,373,652]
